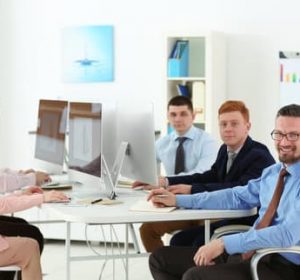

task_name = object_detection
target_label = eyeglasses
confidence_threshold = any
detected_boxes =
[271,130,300,141]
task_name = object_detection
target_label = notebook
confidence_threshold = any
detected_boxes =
[130,200,176,213]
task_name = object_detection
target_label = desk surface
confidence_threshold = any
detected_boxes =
[43,187,257,225]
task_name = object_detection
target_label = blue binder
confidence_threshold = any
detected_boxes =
[168,40,189,77]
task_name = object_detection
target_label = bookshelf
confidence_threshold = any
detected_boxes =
[166,32,227,141]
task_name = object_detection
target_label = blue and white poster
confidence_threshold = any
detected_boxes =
[62,25,114,83]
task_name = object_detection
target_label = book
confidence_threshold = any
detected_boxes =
[192,81,205,123]
[130,200,176,213]
[177,40,188,59]
[169,40,179,58]
[176,84,190,98]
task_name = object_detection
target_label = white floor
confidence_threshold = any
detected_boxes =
[41,240,153,280]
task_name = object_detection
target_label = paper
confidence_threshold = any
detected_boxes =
[130,200,176,213]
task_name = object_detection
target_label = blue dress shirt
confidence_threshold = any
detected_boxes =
[176,161,300,264]
[156,126,217,176]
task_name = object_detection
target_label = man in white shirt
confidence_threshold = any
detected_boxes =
[156,95,217,176]
[134,95,217,252]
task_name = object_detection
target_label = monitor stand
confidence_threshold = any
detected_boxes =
[101,141,128,200]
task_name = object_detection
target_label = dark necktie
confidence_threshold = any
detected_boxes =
[174,137,187,174]
[242,168,288,260]
[226,151,236,173]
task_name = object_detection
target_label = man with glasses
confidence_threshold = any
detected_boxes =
[148,103,300,280]
[271,130,300,141]
[137,100,275,252]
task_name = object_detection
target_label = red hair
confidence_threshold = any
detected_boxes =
[218,100,249,122]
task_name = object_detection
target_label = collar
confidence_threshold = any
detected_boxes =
[172,125,197,141]
[283,161,300,179]
[227,145,243,155]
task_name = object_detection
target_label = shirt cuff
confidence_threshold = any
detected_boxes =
[175,195,193,209]
[223,233,243,255]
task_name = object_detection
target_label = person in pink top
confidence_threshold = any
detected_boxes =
[0,169,68,280]
[0,168,50,193]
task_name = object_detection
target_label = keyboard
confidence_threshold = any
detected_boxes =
[41,181,74,190]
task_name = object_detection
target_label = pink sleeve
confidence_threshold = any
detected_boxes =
[0,169,36,193]
[0,193,43,214]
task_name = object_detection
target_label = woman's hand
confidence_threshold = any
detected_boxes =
[43,191,69,203]
[22,186,43,195]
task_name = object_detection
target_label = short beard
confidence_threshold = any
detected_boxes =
[279,154,300,164]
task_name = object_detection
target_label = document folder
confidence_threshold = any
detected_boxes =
[168,40,189,77]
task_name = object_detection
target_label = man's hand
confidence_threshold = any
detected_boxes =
[168,184,192,194]
[132,181,159,190]
[43,190,69,202]
[35,171,50,186]
[147,188,176,207]
[158,177,168,188]
[193,239,225,266]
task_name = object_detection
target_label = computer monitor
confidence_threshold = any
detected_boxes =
[34,99,68,173]
[114,102,158,186]
[67,102,102,187]
[101,102,117,171]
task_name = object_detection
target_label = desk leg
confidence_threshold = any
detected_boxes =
[125,223,129,280]
[66,222,71,280]
[204,220,210,244]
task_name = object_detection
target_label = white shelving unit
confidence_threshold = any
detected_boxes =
[165,31,227,142]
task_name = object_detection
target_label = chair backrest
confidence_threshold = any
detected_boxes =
[0,265,20,280]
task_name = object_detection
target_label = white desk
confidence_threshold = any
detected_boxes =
[44,187,256,280]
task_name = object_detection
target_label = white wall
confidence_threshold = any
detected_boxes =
[1,0,300,168]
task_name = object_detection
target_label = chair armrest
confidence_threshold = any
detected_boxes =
[210,225,251,240]
[251,246,300,280]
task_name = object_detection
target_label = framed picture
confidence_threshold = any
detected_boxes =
[279,51,300,105]
[62,25,114,83]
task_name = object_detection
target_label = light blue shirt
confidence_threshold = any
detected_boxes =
[156,126,217,176]
[176,161,300,264]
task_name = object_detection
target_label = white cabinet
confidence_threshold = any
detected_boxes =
[165,31,227,141]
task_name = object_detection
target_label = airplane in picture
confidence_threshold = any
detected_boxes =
[74,44,99,67]
[75,57,99,67]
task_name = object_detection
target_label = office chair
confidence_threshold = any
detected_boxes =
[210,225,300,280]
[210,224,251,240]
[250,246,300,280]
[0,265,20,280]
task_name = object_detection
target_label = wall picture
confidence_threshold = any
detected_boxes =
[279,51,300,105]
[62,25,114,83]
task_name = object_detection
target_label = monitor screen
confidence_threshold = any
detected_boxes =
[101,102,117,171]
[115,102,158,185]
[34,99,68,166]
[68,102,102,179]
